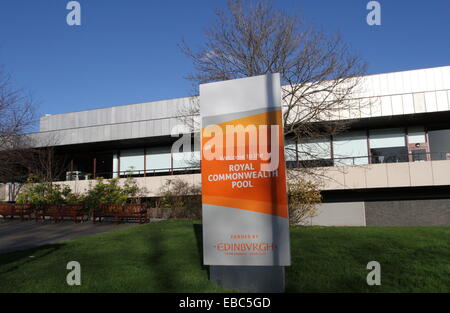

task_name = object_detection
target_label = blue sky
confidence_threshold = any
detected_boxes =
[0,0,449,128]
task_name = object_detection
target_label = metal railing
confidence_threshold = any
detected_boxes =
[63,152,450,181]
[289,151,450,168]
[65,166,201,181]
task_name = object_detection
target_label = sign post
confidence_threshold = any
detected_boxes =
[200,73,290,292]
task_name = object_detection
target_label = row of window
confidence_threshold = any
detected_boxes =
[286,127,431,166]
[113,147,200,176]
[111,126,450,175]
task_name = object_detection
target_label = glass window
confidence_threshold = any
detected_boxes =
[285,140,297,169]
[113,153,119,178]
[285,140,297,161]
[173,151,200,170]
[369,128,407,163]
[120,149,145,174]
[369,128,405,148]
[428,129,450,160]
[407,126,426,144]
[298,138,331,161]
[146,146,171,173]
[333,131,368,166]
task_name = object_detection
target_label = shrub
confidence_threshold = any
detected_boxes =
[288,177,322,226]
[158,178,201,219]
[83,177,145,212]
[16,180,82,210]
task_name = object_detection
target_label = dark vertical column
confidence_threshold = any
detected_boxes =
[405,127,410,162]
[367,129,371,164]
[425,127,431,160]
[117,150,121,178]
[93,157,97,179]
[330,135,334,165]
[170,150,174,175]
[144,148,147,177]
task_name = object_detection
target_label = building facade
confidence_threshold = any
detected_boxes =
[2,65,450,226]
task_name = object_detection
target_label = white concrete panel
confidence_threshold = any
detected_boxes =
[435,67,445,90]
[104,125,111,141]
[391,95,404,115]
[409,162,434,186]
[138,121,146,138]
[145,120,154,136]
[131,121,139,138]
[402,94,415,114]
[161,119,170,136]
[410,69,421,93]
[365,163,388,188]
[310,202,366,226]
[381,96,393,116]
[387,163,411,187]
[448,90,450,110]
[436,90,449,111]
[402,71,413,94]
[370,75,380,97]
[122,123,132,140]
[432,160,450,186]
[413,93,426,113]
[152,119,163,136]
[364,75,376,97]
[425,91,437,112]
[378,73,389,96]
[340,107,351,120]
[387,73,396,95]
[425,68,435,92]
[343,166,366,189]
[371,97,382,117]
[443,67,450,89]
[360,100,371,118]
[392,72,403,94]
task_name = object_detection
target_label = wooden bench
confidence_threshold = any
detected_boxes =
[92,204,148,224]
[36,204,86,223]
[92,204,119,224]
[0,203,33,221]
[35,204,63,222]
[119,204,148,224]
[61,205,85,223]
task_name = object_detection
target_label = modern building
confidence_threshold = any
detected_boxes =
[1,65,450,226]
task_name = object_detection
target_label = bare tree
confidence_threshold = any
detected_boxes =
[0,66,36,185]
[0,68,35,144]
[179,0,368,174]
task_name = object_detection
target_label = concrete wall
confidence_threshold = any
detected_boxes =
[53,160,450,197]
[310,160,450,190]
[308,199,450,226]
[54,173,202,197]
[33,66,450,147]
[309,202,366,226]
[365,199,450,226]
[34,96,198,147]
[304,199,450,227]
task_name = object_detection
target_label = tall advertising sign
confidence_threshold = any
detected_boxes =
[200,73,291,266]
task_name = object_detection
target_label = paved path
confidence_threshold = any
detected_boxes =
[0,220,136,254]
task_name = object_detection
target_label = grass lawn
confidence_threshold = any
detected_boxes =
[0,220,449,292]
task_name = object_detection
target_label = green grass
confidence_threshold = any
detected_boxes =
[0,220,449,292]
[287,226,450,292]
